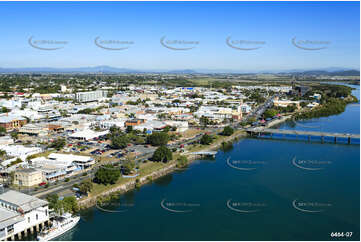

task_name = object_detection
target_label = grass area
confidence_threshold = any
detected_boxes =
[179,128,203,139]
[187,130,245,153]
[88,160,170,197]
[83,129,246,201]
[138,161,169,175]
[187,77,216,86]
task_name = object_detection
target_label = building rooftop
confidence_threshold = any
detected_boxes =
[0,190,48,213]
[15,168,39,174]
[0,208,24,229]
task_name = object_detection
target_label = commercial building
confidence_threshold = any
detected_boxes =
[0,190,49,241]
[124,119,145,127]
[75,90,108,103]
[0,145,42,166]
[13,168,44,187]
[273,100,301,109]
[69,129,109,141]
[47,153,95,170]
[0,115,27,131]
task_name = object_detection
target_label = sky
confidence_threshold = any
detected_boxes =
[0,1,359,72]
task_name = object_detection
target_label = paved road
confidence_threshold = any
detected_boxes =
[27,127,223,198]
[244,94,277,122]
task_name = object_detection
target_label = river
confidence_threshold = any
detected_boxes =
[54,83,359,241]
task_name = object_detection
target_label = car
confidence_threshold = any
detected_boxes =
[39,182,47,186]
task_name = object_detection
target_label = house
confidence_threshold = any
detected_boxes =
[13,168,44,187]
[0,190,49,241]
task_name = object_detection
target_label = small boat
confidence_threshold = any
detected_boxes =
[37,213,80,241]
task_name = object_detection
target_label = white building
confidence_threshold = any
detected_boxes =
[31,155,80,181]
[0,145,42,163]
[0,190,49,240]
[69,129,109,141]
[0,136,14,145]
[47,153,95,170]
[75,90,108,103]
[60,85,67,93]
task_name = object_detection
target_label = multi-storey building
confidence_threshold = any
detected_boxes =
[75,90,108,103]
[0,190,49,240]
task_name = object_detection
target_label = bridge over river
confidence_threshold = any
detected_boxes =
[246,127,360,144]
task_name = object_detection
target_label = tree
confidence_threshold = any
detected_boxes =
[200,134,213,145]
[94,165,120,185]
[62,196,79,214]
[109,125,121,134]
[111,135,129,149]
[176,155,188,168]
[200,116,211,127]
[10,132,18,140]
[147,132,169,146]
[0,107,9,113]
[263,109,278,119]
[8,158,23,168]
[151,146,173,163]
[0,127,6,135]
[221,126,234,136]
[163,126,171,133]
[300,102,307,108]
[79,179,93,195]
[126,125,133,133]
[48,138,66,150]
[122,159,135,175]
[46,194,79,215]
[46,194,59,210]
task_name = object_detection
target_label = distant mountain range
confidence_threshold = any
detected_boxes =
[0,65,359,76]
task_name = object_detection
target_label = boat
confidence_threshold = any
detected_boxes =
[37,213,80,241]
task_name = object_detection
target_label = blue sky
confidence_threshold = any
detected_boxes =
[0,1,359,72]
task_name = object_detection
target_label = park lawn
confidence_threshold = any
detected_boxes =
[179,128,203,139]
[187,130,244,153]
[90,176,127,196]
[138,161,169,176]
[89,161,172,197]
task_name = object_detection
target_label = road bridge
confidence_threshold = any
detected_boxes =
[246,127,360,144]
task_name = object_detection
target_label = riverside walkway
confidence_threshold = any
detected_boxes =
[246,127,360,144]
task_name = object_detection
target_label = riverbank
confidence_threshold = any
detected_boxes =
[78,130,247,209]
[266,115,292,128]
